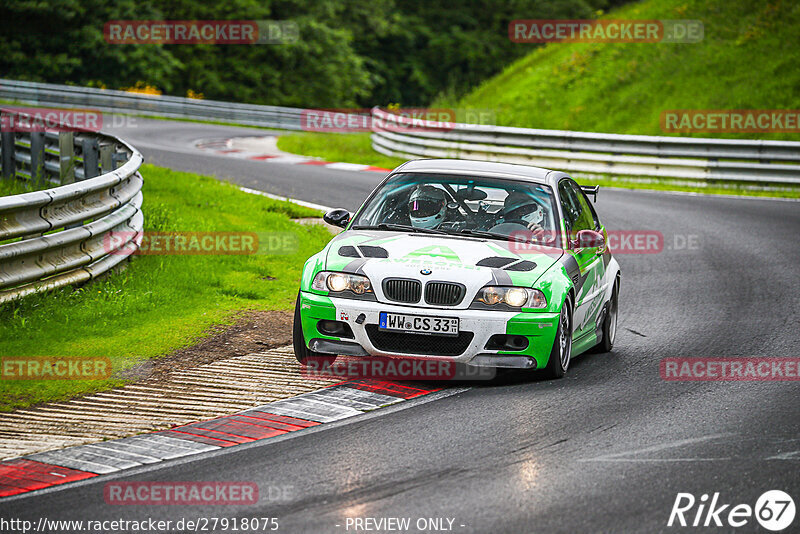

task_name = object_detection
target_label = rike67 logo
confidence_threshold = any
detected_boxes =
[668,491,795,531]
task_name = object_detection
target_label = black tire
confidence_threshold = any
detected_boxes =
[293,292,337,367]
[542,297,572,379]
[595,279,619,354]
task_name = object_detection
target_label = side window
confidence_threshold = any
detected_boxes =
[569,181,599,231]
[558,180,579,231]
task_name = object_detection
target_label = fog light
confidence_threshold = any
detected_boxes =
[506,335,528,350]
[318,320,354,339]
[484,334,529,351]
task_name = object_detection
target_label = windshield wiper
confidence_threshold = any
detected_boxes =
[458,228,557,246]
[352,223,447,235]
[458,228,525,241]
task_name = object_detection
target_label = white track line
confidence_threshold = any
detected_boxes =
[238,186,334,212]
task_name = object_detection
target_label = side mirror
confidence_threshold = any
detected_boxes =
[580,185,599,202]
[323,208,351,229]
[573,229,605,249]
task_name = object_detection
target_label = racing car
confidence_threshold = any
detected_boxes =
[293,159,620,378]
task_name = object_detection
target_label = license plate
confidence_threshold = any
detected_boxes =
[379,312,459,336]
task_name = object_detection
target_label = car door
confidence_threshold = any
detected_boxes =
[558,179,606,339]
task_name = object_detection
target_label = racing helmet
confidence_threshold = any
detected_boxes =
[408,185,447,229]
[503,192,544,226]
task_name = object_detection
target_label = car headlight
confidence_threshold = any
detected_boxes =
[312,271,373,295]
[475,286,547,309]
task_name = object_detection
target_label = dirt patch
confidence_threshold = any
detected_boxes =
[119,309,294,382]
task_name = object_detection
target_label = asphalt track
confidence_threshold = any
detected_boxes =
[3,118,799,533]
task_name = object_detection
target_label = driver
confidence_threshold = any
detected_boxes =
[501,192,548,238]
[408,185,448,229]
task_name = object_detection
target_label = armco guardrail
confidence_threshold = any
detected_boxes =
[0,107,144,304]
[5,80,797,185]
[370,107,800,185]
[0,79,306,130]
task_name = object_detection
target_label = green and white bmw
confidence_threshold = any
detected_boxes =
[293,159,620,378]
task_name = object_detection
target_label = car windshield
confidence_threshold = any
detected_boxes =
[351,172,560,246]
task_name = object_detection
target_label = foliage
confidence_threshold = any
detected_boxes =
[450,0,800,140]
[0,0,627,107]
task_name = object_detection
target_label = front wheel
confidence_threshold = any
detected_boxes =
[542,297,572,379]
[293,292,337,367]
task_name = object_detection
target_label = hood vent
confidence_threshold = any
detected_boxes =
[338,245,389,258]
[476,256,536,271]
[359,245,388,258]
[338,246,359,257]
[505,260,536,271]
[476,256,515,268]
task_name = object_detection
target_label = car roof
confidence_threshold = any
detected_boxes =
[393,159,565,186]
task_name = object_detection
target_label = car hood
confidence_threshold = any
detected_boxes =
[323,230,562,292]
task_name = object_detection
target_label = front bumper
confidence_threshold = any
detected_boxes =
[299,291,560,369]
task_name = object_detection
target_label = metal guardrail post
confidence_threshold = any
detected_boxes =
[58,132,75,184]
[112,151,127,169]
[1,131,15,181]
[82,137,99,179]
[29,131,46,187]
[99,143,113,173]
[0,106,145,303]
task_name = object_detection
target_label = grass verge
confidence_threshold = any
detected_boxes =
[0,178,34,197]
[447,0,800,141]
[276,132,405,170]
[0,163,333,412]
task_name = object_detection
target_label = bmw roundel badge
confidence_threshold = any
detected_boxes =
[420,268,432,275]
